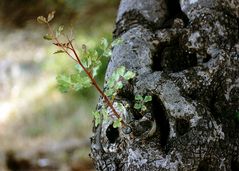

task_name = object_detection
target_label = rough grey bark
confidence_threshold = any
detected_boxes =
[91,0,239,170]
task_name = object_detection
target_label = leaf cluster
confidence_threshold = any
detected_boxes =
[56,72,91,93]
[37,11,55,24]
[92,102,126,128]
[56,38,117,93]
[38,11,129,129]
[134,95,152,112]
[93,66,135,128]
[112,102,126,128]
[105,66,135,98]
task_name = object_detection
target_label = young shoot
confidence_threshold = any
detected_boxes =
[37,11,134,128]
[134,95,152,113]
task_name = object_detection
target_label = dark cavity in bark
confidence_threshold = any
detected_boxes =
[152,95,170,148]
[106,124,119,143]
[152,41,197,72]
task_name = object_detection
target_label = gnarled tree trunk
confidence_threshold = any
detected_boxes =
[91,0,239,170]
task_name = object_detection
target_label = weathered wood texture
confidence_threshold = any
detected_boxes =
[91,0,239,170]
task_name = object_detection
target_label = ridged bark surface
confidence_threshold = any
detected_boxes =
[91,0,239,170]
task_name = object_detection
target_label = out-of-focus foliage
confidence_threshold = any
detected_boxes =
[0,0,120,27]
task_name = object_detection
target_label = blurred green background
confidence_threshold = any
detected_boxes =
[0,0,119,170]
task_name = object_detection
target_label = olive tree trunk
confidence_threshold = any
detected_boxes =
[91,0,239,170]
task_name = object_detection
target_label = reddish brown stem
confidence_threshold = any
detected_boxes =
[46,23,126,127]
[67,38,126,127]
[47,23,77,62]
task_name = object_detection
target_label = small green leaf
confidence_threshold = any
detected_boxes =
[43,34,53,40]
[144,96,152,102]
[75,64,83,73]
[134,103,142,110]
[117,66,125,76]
[105,89,114,97]
[107,78,115,88]
[111,38,123,47]
[58,25,64,32]
[56,74,71,93]
[37,16,47,24]
[71,74,91,91]
[80,77,92,88]
[101,38,109,49]
[72,83,81,91]
[102,107,108,122]
[95,48,104,57]
[92,65,100,78]
[47,11,55,22]
[116,102,124,113]
[124,71,136,80]
[53,50,65,54]
[135,95,143,101]
[103,49,112,58]
[111,72,120,83]
[113,118,122,128]
[141,105,147,111]
[81,57,91,68]
[92,111,101,127]
[56,25,64,37]
[115,81,123,89]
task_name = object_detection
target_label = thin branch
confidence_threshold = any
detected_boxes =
[44,21,127,127]
[47,23,77,62]
[65,36,126,127]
